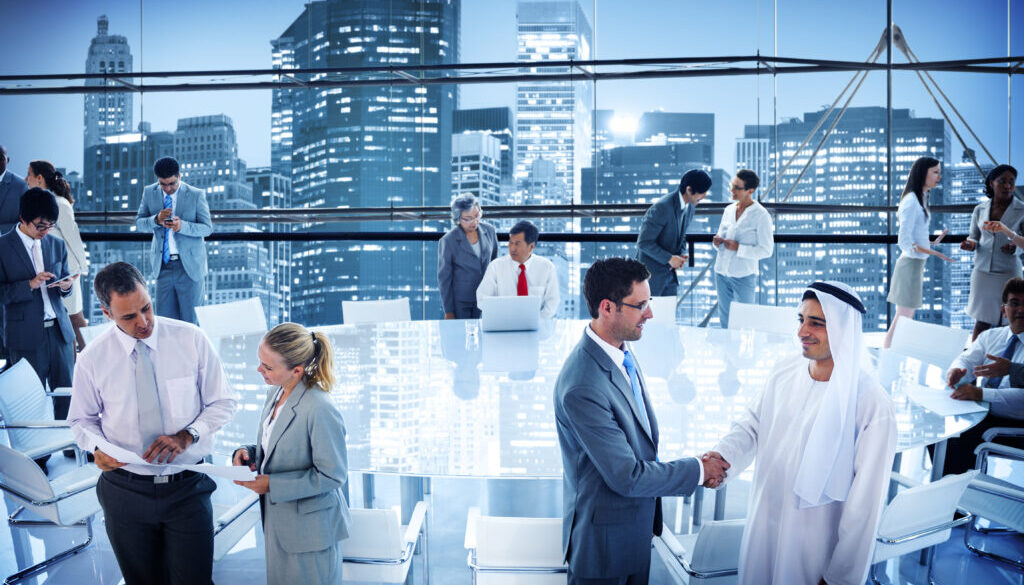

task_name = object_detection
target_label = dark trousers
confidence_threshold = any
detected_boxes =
[568,556,651,585]
[8,322,74,420]
[156,259,203,325]
[940,413,1024,475]
[97,470,216,585]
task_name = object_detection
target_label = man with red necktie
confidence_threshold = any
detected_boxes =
[476,220,561,318]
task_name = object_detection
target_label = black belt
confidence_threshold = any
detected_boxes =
[164,253,181,263]
[109,468,198,484]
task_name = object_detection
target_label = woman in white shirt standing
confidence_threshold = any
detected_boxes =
[884,156,955,348]
[712,169,774,328]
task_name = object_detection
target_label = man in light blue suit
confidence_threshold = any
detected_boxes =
[636,169,711,297]
[135,157,212,324]
[554,257,729,585]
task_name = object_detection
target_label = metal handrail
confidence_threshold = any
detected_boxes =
[876,514,973,545]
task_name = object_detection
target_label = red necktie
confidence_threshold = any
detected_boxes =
[517,264,528,296]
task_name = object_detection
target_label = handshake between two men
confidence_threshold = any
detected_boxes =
[699,451,730,489]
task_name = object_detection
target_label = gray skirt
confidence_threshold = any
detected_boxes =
[967,268,1021,325]
[887,255,926,309]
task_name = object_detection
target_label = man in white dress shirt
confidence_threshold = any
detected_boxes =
[68,261,236,585]
[476,219,561,318]
[707,281,896,585]
[946,277,1024,474]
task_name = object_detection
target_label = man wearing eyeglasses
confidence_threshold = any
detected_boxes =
[554,257,728,584]
[0,188,77,429]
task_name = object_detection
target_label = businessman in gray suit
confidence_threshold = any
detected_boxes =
[135,157,212,324]
[0,145,30,360]
[636,169,712,297]
[554,257,728,584]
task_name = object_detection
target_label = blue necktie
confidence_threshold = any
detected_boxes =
[622,349,651,435]
[161,193,173,263]
[984,334,1020,388]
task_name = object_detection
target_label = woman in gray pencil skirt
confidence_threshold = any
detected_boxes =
[884,156,955,348]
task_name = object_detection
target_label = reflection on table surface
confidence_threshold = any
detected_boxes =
[209,319,986,478]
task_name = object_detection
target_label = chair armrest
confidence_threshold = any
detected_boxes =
[876,514,973,544]
[0,420,71,430]
[659,523,686,558]
[403,501,428,546]
[46,387,72,398]
[889,472,922,490]
[975,442,1024,466]
[464,506,480,550]
[215,493,260,532]
[982,427,1024,442]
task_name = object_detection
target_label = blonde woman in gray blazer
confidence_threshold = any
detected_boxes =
[961,164,1022,339]
[233,323,350,585]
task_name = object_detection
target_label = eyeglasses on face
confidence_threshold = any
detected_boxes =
[616,300,649,312]
[32,221,55,232]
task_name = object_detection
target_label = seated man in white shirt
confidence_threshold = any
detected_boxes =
[476,220,560,318]
[946,276,1024,475]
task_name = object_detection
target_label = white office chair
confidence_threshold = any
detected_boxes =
[0,360,77,462]
[78,322,113,345]
[464,507,567,584]
[342,502,428,583]
[870,471,978,584]
[889,317,969,369]
[195,297,268,341]
[959,428,1024,570]
[0,444,101,584]
[727,302,797,336]
[649,296,678,324]
[212,491,261,561]
[342,298,412,324]
[657,520,743,584]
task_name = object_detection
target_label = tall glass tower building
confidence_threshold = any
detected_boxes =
[84,15,133,148]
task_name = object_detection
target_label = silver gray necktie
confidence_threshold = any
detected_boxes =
[134,340,165,449]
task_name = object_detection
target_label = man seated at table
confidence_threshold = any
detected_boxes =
[946,277,1024,475]
[476,219,560,318]
[707,281,896,585]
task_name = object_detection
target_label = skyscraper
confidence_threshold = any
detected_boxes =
[274,0,460,325]
[84,15,133,148]
[247,167,293,325]
[736,125,772,187]
[452,132,502,207]
[453,107,515,186]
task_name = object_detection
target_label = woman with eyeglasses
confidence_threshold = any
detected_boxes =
[712,169,774,328]
[26,160,89,351]
[437,193,498,319]
[884,156,955,348]
[961,164,1023,340]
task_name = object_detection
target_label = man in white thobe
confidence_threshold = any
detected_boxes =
[706,281,897,585]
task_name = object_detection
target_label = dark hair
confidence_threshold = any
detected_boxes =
[985,164,1018,198]
[509,220,539,245]
[153,157,180,179]
[28,160,72,204]
[94,262,147,308]
[736,169,760,191]
[583,257,651,319]
[19,188,59,223]
[1002,277,1024,304]
[679,169,712,195]
[901,156,940,217]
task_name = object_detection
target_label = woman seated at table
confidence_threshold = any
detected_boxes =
[233,323,350,585]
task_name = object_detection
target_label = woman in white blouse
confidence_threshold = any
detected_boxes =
[959,164,1022,340]
[884,156,955,348]
[712,169,774,328]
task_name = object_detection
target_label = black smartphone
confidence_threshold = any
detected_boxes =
[245,445,258,470]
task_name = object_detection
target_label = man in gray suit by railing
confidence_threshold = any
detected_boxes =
[636,169,711,297]
[554,257,729,585]
[135,157,212,324]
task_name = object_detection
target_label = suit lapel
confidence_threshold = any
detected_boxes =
[582,335,655,444]
[262,383,308,467]
[5,229,37,276]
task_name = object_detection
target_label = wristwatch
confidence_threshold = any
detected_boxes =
[184,426,200,444]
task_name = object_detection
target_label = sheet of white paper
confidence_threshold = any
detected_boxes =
[905,383,989,416]
[85,431,149,465]
[179,463,256,481]
[86,431,256,480]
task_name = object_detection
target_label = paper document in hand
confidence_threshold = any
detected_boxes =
[180,463,256,482]
[905,383,989,416]
[85,431,149,465]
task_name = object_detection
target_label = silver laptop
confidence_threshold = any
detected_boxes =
[479,295,542,332]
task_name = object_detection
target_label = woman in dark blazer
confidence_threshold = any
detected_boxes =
[233,323,350,585]
[437,193,498,318]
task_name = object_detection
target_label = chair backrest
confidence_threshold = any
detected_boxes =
[874,470,978,562]
[649,296,678,324]
[727,302,797,336]
[80,322,114,345]
[475,515,565,568]
[196,297,268,341]
[0,359,56,452]
[344,507,405,560]
[342,298,411,324]
[690,519,745,574]
[0,443,55,505]
[890,318,969,368]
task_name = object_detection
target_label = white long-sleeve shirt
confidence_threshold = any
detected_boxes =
[948,326,1024,419]
[713,201,775,278]
[69,316,237,475]
[896,193,931,259]
[476,253,561,318]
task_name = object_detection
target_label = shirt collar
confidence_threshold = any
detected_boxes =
[0,170,7,184]
[585,323,628,367]
[514,253,536,269]
[678,190,686,210]
[15,224,40,249]
[112,315,161,355]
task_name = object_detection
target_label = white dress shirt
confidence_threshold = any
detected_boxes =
[16,226,56,320]
[584,324,704,484]
[948,326,1024,419]
[714,200,775,278]
[160,186,180,255]
[260,387,284,474]
[896,194,931,259]
[476,253,561,318]
[69,316,237,474]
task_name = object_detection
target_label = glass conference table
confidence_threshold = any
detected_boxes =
[208,318,985,522]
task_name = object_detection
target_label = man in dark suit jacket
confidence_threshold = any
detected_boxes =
[0,189,77,420]
[0,145,31,361]
[636,169,712,297]
[553,257,728,584]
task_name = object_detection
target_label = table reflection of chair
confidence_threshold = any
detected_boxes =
[342,298,411,324]
[464,507,566,584]
[196,297,268,342]
[439,319,483,400]
[959,427,1024,570]
[342,502,428,584]
[482,330,539,376]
